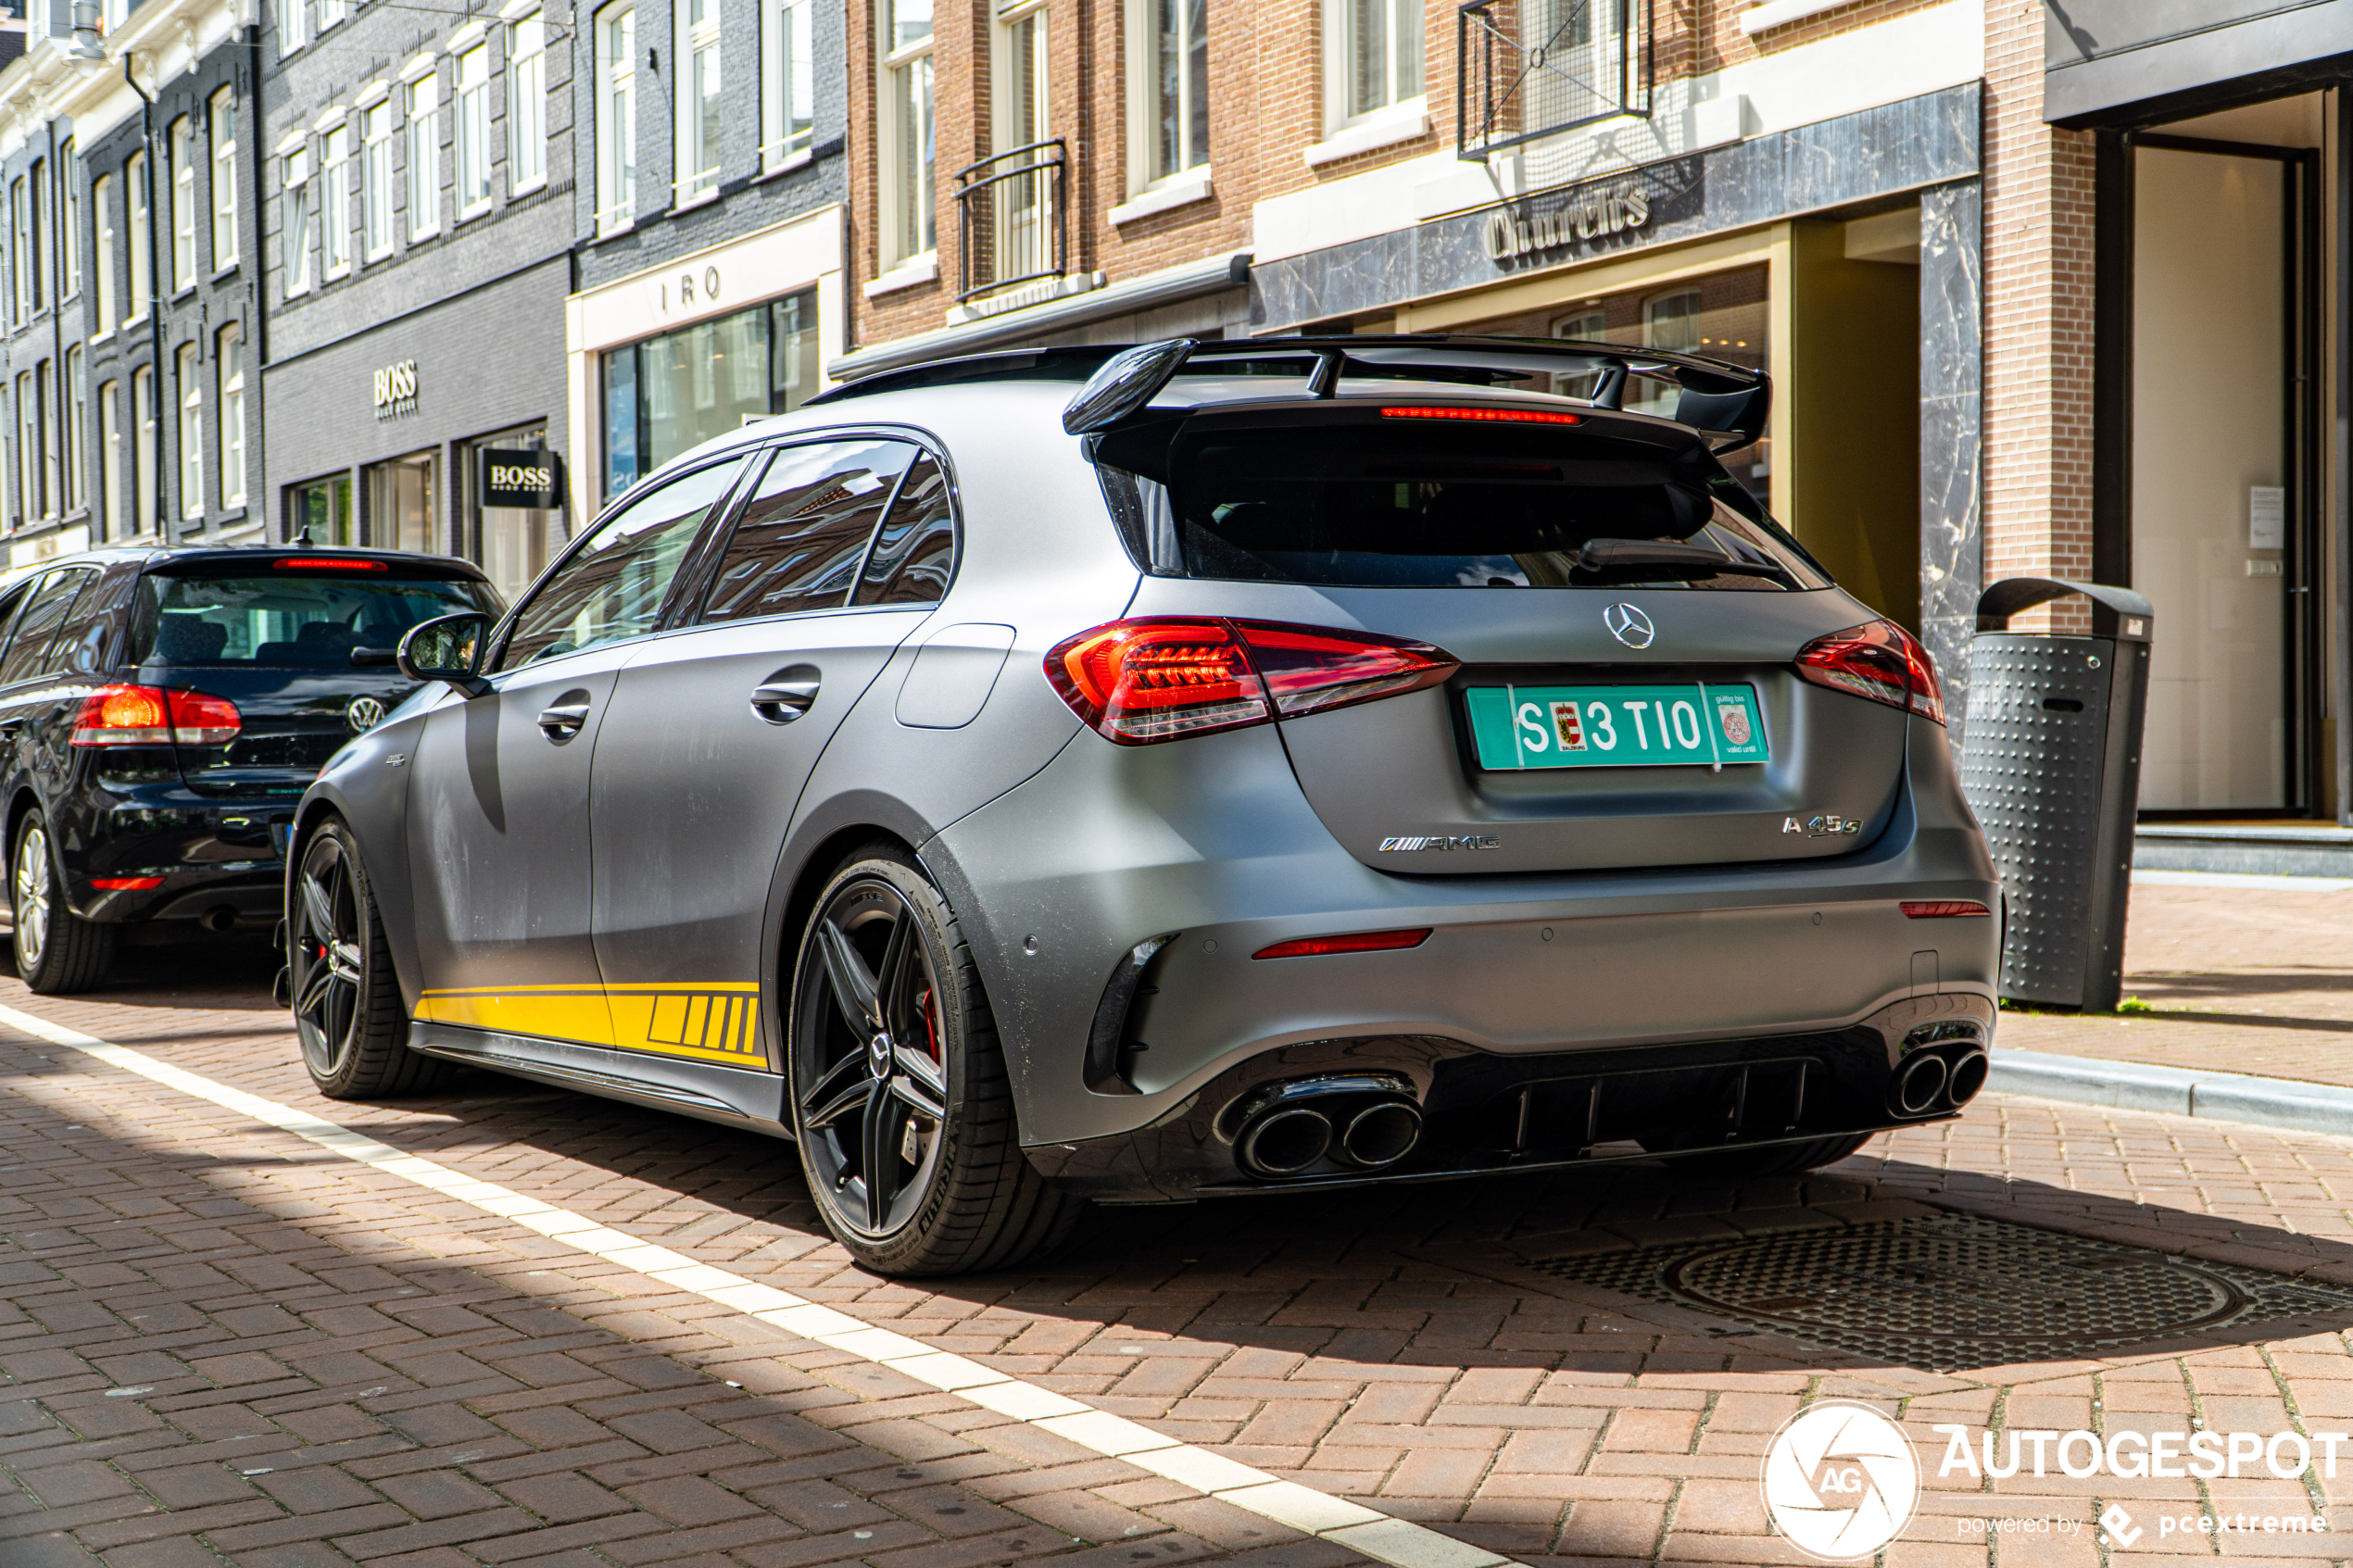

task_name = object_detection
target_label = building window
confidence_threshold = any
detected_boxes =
[761,0,812,170]
[322,125,351,275]
[1148,0,1207,182]
[470,427,554,601]
[283,148,313,295]
[131,364,154,533]
[17,371,36,523]
[283,0,306,51]
[290,472,355,545]
[361,103,392,259]
[218,324,245,508]
[97,379,119,538]
[881,0,933,264]
[456,44,491,217]
[600,289,820,499]
[1339,0,1421,122]
[508,13,547,193]
[406,73,439,241]
[177,342,202,521]
[675,0,722,204]
[367,451,435,553]
[36,360,55,520]
[127,152,151,319]
[24,160,44,315]
[171,117,196,291]
[596,6,635,231]
[8,177,28,324]
[64,347,82,514]
[58,143,78,300]
[91,172,114,334]
[310,0,346,36]
[211,90,239,269]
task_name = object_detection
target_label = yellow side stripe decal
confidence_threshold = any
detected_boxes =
[415,986,764,1065]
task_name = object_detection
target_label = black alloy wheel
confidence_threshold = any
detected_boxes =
[788,849,1079,1275]
[11,808,114,994]
[290,821,451,1098]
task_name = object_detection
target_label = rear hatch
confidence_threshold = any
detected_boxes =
[1101,401,1920,875]
[128,554,503,800]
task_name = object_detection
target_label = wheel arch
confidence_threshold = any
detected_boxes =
[4,784,41,918]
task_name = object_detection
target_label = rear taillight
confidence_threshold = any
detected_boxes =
[70,685,242,746]
[1794,619,1944,725]
[1254,928,1432,960]
[1902,900,1991,919]
[1046,619,1458,746]
[92,876,164,891]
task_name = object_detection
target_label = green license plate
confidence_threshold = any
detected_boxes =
[1465,684,1768,770]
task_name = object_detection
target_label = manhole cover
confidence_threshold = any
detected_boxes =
[1526,1213,2353,1369]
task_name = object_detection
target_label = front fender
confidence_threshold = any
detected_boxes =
[296,706,430,1010]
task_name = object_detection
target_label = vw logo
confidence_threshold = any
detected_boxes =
[346,696,387,734]
[1759,1401,1919,1561]
[1603,603,1655,649]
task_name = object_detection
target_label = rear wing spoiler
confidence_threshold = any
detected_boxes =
[1058,335,1770,449]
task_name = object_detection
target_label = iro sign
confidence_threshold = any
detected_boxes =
[372,359,419,420]
[481,448,560,509]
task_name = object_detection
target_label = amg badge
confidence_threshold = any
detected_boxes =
[1784,814,1862,837]
[1379,835,1503,852]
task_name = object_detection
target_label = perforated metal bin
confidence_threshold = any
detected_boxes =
[1958,578,2154,1011]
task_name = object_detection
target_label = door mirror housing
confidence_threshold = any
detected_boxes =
[398,612,493,696]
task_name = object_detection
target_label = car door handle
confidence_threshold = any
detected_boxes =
[750,678,820,725]
[537,700,592,738]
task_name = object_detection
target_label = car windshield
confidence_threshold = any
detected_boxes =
[1102,421,1829,591]
[131,570,502,665]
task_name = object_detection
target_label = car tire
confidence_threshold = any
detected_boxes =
[290,819,452,1098]
[1646,1132,1876,1180]
[787,846,1082,1276]
[12,809,115,995]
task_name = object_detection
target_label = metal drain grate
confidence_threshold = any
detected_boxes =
[1527,1213,2353,1370]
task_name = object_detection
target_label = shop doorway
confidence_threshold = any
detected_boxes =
[2124,112,2323,812]
[463,424,560,603]
[366,450,439,556]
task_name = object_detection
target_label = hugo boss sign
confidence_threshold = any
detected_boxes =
[372,359,419,419]
[481,449,560,508]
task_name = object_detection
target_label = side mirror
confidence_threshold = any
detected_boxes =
[397,612,492,696]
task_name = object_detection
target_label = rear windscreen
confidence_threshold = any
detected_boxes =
[1101,423,1829,592]
[130,572,502,665]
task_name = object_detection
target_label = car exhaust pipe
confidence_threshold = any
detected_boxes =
[1236,1107,1333,1176]
[1336,1100,1422,1169]
[1892,1052,1948,1116]
[200,906,238,934]
[1944,1048,1989,1107]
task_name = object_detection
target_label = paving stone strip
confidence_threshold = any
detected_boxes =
[0,1000,1512,1568]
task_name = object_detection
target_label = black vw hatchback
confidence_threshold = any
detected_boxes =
[0,544,500,992]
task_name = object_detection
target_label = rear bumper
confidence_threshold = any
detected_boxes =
[50,779,295,926]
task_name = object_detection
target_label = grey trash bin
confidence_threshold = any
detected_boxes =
[1958,578,2154,1011]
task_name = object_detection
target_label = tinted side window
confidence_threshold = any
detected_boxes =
[47,568,127,678]
[853,455,956,606]
[500,458,749,668]
[701,440,915,622]
[0,571,93,686]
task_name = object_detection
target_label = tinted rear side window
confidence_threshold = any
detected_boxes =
[1107,422,1828,592]
[701,440,915,621]
[131,571,501,665]
[0,570,95,685]
[854,455,956,606]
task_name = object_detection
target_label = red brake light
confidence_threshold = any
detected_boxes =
[1902,900,1991,919]
[1794,619,1944,724]
[1380,406,1580,425]
[71,685,242,746]
[274,557,389,571]
[1045,619,1460,745]
[92,877,165,891]
[1254,928,1432,960]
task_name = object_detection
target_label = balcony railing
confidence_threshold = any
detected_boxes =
[1457,0,1651,163]
[954,139,1068,304]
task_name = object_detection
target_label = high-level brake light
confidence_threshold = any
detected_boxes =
[1794,619,1945,724]
[1379,406,1581,425]
[69,685,243,746]
[273,557,389,571]
[1046,618,1459,746]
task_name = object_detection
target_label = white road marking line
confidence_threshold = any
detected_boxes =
[0,1002,1515,1568]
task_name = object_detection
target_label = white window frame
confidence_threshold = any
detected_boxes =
[9,177,29,325]
[455,44,492,218]
[64,345,83,514]
[282,0,306,52]
[98,378,119,538]
[58,143,78,301]
[1125,0,1209,198]
[311,0,347,36]
[673,0,722,207]
[878,0,935,270]
[177,341,202,522]
[17,371,35,524]
[283,148,313,296]
[508,12,548,194]
[595,6,636,233]
[360,103,393,260]
[406,73,440,242]
[91,173,115,339]
[321,124,352,276]
[35,359,55,521]
[760,0,812,174]
[218,323,245,508]
[170,117,196,291]
[1321,0,1425,135]
[211,90,239,270]
[132,365,155,534]
[125,153,151,322]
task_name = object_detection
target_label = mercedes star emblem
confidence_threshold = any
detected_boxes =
[1604,603,1655,649]
[346,696,387,734]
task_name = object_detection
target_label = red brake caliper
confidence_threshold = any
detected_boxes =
[919,988,941,1060]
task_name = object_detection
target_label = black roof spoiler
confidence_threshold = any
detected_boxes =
[810,334,1771,450]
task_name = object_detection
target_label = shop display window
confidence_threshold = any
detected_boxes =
[598,288,822,500]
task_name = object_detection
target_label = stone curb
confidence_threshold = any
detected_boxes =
[1988,1047,2353,1138]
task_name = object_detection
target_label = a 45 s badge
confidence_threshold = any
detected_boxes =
[1784,813,1862,838]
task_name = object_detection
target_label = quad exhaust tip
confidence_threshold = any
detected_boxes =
[1946,1048,1989,1106]
[1233,1084,1424,1179]
[1893,1052,1949,1117]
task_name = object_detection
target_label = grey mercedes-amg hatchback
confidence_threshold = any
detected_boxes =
[283,337,2000,1275]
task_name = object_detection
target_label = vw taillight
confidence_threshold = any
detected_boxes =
[70,685,243,746]
[1793,620,1944,725]
[1046,618,1459,746]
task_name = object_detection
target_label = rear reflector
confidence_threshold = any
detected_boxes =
[1046,618,1458,745]
[274,557,389,571]
[1253,928,1432,960]
[1381,406,1580,425]
[92,877,164,891]
[70,685,243,746]
[1901,900,1991,919]
[1794,619,1945,725]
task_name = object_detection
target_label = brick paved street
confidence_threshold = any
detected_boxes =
[17,944,2353,1564]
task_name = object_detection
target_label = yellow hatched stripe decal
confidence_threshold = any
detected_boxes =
[416,985,763,1065]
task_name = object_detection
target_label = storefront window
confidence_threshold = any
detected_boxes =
[366,450,436,554]
[599,289,821,500]
[290,472,355,544]
[466,426,558,602]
